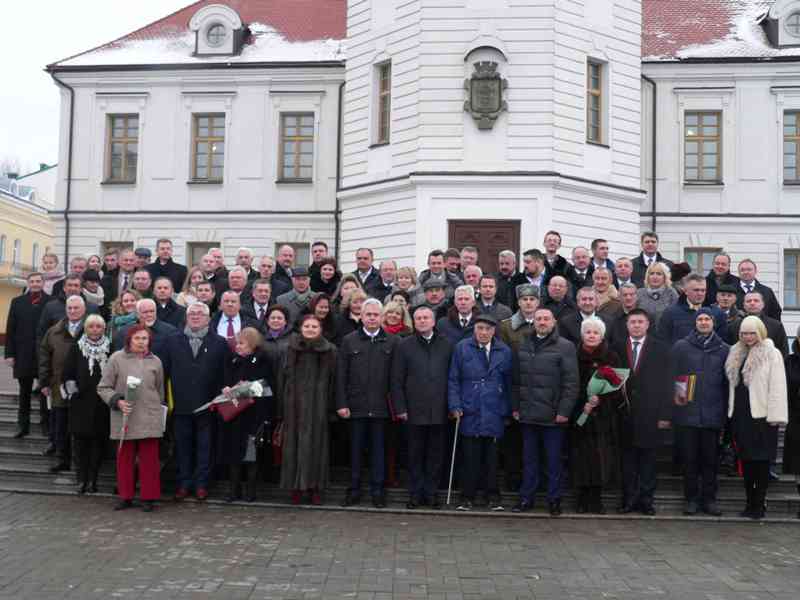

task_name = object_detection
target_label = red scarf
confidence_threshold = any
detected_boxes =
[383,323,406,336]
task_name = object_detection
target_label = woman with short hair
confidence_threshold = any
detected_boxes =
[335,289,367,346]
[382,300,412,336]
[97,324,165,512]
[62,314,111,495]
[725,315,788,519]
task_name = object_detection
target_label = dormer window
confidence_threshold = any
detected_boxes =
[787,12,800,36]
[189,5,245,56]
[206,23,227,47]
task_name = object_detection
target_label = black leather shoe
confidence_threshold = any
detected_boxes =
[88,482,98,494]
[49,462,70,473]
[548,500,562,517]
[372,494,386,509]
[113,500,133,511]
[430,496,441,510]
[42,443,56,456]
[641,504,656,516]
[406,499,419,509]
[13,430,28,439]
[512,500,532,513]
[703,502,722,517]
[341,492,361,507]
[683,501,699,516]
[76,482,87,495]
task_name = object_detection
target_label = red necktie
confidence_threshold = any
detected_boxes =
[226,317,236,350]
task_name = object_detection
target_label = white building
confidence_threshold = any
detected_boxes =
[16,163,58,210]
[641,0,800,333]
[46,0,800,329]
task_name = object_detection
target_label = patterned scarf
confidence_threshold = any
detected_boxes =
[77,334,111,376]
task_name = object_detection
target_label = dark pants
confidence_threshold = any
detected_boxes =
[349,418,386,496]
[742,460,770,511]
[460,435,499,500]
[680,426,720,504]
[51,406,71,464]
[501,420,522,488]
[622,446,657,508]
[15,376,36,433]
[174,413,212,490]
[407,424,445,501]
[519,424,565,503]
[73,434,105,486]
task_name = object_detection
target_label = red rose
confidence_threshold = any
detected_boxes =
[597,366,621,386]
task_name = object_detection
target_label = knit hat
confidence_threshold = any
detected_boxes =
[695,307,714,320]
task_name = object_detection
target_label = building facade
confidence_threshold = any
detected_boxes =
[45,0,800,329]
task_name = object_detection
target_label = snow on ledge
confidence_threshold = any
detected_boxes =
[58,22,346,67]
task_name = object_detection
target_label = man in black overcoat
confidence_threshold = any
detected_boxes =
[612,308,673,516]
[4,272,49,437]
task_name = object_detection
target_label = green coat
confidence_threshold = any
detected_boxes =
[279,333,337,491]
[38,319,81,408]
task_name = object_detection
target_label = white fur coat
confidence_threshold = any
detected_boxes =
[724,338,788,425]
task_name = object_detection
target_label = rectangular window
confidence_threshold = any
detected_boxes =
[586,61,602,143]
[684,247,722,275]
[784,111,800,182]
[376,62,392,144]
[684,111,721,183]
[12,239,21,267]
[784,250,800,308]
[187,242,218,267]
[274,242,310,266]
[192,113,225,181]
[107,114,138,182]
[279,113,314,181]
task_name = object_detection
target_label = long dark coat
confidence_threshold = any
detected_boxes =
[569,342,622,487]
[612,335,674,449]
[784,340,800,475]
[39,319,82,408]
[263,329,292,405]
[5,291,50,379]
[279,334,337,490]
[217,349,274,465]
[390,332,452,425]
[161,330,229,415]
[62,344,110,438]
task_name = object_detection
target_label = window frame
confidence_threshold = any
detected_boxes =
[375,61,392,145]
[187,242,218,267]
[784,250,800,309]
[11,239,21,267]
[274,242,310,267]
[105,113,139,183]
[278,112,315,183]
[32,243,39,270]
[0,235,6,263]
[191,113,226,183]
[684,247,722,276]
[784,111,800,183]
[684,111,722,184]
[586,60,603,144]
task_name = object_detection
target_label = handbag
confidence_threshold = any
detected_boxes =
[210,396,255,423]
[253,419,272,450]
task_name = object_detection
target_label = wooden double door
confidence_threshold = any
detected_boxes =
[448,220,521,274]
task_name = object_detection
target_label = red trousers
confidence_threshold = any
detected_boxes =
[116,438,161,501]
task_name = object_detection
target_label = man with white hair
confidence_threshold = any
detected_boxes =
[437,285,479,346]
[112,298,178,362]
[236,247,258,282]
[463,265,483,291]
[39,295,88,472]
[337,298,400,508]
[210,291,265,349]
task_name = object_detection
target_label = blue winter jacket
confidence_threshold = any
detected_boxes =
[671,330,730,429]
[447,337,512,438]
[657,295,726,344]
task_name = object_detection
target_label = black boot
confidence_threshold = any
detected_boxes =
[575,487,589,513]
[225,467,242,503]
[589,486,606,514]
[751,481,766,520]
[245,464,258,502]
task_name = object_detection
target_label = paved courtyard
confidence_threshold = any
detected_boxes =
[0,492,799,599]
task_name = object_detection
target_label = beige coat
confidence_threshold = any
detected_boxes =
[725,338,788,425]
[97,350,165,440]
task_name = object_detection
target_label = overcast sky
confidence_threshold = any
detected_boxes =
[0,1,187,174]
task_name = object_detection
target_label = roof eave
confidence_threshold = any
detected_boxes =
[46,59,346,73]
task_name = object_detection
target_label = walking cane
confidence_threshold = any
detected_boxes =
[446,413,461,506]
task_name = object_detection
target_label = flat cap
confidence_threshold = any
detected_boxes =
[291,266,310,277]
[473,313,498,326]
[423,279,445,291]
[134,247,152,257]
[516,283,540,299]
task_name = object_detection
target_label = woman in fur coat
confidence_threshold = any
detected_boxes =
[725,315,788,519]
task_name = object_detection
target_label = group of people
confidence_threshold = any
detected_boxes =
[3,231,798,519]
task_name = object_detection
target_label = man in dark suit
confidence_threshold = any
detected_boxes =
[51,256,88,299]
[729,291,789,358]
[542,230,573,285]
[586,239,618,288]
[509,249,547,313]
[145,238,188,292]
[101,248,136,306]
[735,259,781,321]
[569,247,593,296]
[543,276,577,321]
[631,231,674,287]
[153,277,186,329]
[476,274,513,321]
[270,245,295,299]
[704,252,739,307]
[5,272,49,438]
[613,308,673,516]
[495,250,518,309]
[557,287,612,347]
[353,247,381,291]
[210,291,265,349]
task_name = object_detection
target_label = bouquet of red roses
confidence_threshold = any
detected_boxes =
[576,365,630,426]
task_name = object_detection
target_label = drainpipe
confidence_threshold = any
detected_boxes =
[334,80,345,263]
[641,74,657,232]
[49,71,75,265]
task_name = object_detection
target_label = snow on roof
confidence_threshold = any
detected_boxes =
[51,0,346,68]
[643,0,800,62]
